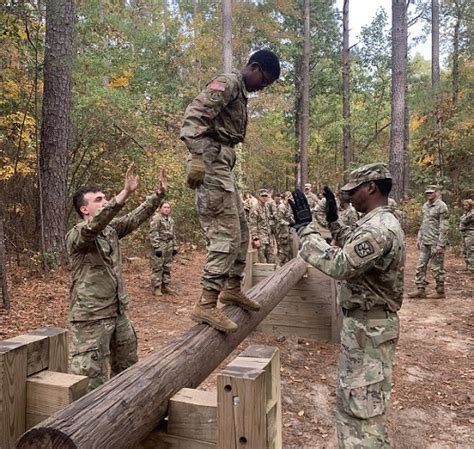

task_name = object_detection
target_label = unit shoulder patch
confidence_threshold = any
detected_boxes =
[354,240,375,258]
[208,80,226,92]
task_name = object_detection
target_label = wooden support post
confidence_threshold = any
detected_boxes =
[0,221,8,310]
[0,341,27,449]
[17,258,307,449]
[29,327,68,373]
[26,371,88,429]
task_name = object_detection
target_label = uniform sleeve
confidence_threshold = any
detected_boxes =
[249,209,259,240]
[437,203,449,247]
[328,220,353,248]
[298,223,388,281]
[172,218,178,251]
[149,215,162,249]
[67,198,124,252]
[111,192,164,239]
[180,75,237,157]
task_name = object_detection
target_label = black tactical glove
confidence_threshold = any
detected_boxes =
[323,186,338,223]
[289,189,313,230]
[155,250,162,257]
[172,249,178,256]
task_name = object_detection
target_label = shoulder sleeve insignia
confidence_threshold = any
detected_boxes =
[208,80,226,92]
[354,240,375,258]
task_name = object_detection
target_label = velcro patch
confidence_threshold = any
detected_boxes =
[208,80,226,92]
[354,240,375,258]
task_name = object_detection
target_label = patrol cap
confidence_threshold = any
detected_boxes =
[304,183,312,189]
[424,184,438,193]
[462,199,473,207]
[341,163,392,192]
[259,188,269,196]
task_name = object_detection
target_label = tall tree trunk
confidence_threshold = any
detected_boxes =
[389,0,407,202]
[298,0,310,188]
[451,2,460,107]
[342,0,352,180]
[222,0,232,72]
[403,0,410,197]
[0,221,9,310]
[431,0,440,91]
[39,0,74,266]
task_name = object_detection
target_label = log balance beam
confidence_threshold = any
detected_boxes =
[17,256,308,449]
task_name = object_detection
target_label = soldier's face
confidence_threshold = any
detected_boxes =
[347,182,370,213]
[426,192,436,202]
[260,195,269,203]
[244,63,277,92]
[81,191,107,218]
[161,203,171,215]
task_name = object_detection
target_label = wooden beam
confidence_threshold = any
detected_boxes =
[17,257,307,449]
[26,371,88,429]
[29,328,68,373]
[139,431,216,449]
[0,341,27,449]
[7,335,48,377]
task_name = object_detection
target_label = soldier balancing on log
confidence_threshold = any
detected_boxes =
[290,163,405,448]
[67,164,167,391]
[180,49,281,333]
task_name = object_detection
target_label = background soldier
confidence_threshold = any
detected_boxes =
[149,201,178,297]
[180,49,280,333]
[67,164,166,391]
[304,183,318,208]
[408,185,449,299]
[459,199,474,273]
[274,192,293,264]
[338,191,358,227]
[249,188,276,263]
[290,163,404,448]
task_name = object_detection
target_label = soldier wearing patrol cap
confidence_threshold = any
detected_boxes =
[180,50,280,333]
[408,184,449,299]
[249,188,276,263]
[289,162,405,448]
[304,182,318,209]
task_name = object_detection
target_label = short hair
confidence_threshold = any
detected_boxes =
[274,192,282,197]
[248,49,280,80]
[73,186,102,218]
[160,201,171,209]
[374,179,392,196]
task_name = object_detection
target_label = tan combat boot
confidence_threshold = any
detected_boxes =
[219,277,261,312]
[191,289,238,333]
[407,288,426,299]
[154,286,163,297]
[428,288,445,299]
[161,284,176,295]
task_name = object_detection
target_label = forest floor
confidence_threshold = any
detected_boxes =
[1,237,473,448]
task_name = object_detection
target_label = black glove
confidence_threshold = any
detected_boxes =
[289,189,313,230]
[172,249,178,256]
[323,186,338,223]
[155,250,162,257]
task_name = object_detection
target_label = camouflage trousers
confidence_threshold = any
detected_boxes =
[196,183,249,292]
[276,227,292,265]
[257,241,276,264]
[69,313,138,391]
[336,313,399,448]
[150,240,174,288]
[461,232,474,272]
[414,243,445,291]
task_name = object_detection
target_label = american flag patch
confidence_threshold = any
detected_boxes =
[208,80,226,92]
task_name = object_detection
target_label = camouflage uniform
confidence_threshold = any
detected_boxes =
[249,200,276,263]
[298,163,405,448]
[312,197,332,241]
[274,200,294,264]
[415,191,449,293]
[67,193,163,390]
[149,212,177,290]
[304,187,318,209]
[459,200,474,272]
[339,203,359,228]
[180,70,249,291]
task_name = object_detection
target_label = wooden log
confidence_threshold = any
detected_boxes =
[26,371,88,429]
[17,257,307,449]
[0,341,27,449]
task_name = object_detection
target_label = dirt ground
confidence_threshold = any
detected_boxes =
[1,237,472,448]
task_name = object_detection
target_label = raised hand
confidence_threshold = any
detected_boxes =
[289,189,312,230]
[158,166,167,195]
[323,186,338,223]
[124,163,139,194]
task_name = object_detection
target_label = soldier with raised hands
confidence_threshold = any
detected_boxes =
[180,50,280,333]
[289,163,405,448]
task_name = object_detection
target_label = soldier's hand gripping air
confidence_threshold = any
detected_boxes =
[288,189,313,230]
[323,186,339,223]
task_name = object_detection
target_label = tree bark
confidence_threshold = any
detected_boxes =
[451,2,460,107]
[298,0,310,188]
[222,0,232,72]
[389,0,407,202]
[17,257,308,449]
[38,0,74,266]
[431,0,440,92]
[342,0,352,180]
[0,221,9,310]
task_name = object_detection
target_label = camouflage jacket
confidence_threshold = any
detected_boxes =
[312,197,328,228]
[249,202,273,244]
[149,213,177,251]
[180,70,248,157]
[417,199,449,247]
[339,204,358,227]
[275,202,294,227]
[305,192,318,209]
[299,206,405,312]
[459,209,474,235]
[67,193,163,321]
